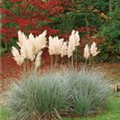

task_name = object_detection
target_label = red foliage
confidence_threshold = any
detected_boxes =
[1,28,11,34]
[76,27,97,33]
[1,8,13,15]
[1,19,11,24]
[16,17,30,27]
[1,0,70,43]
[9,0,24,2]
[60,33,70,41]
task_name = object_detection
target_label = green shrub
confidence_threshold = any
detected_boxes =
[99,1,120,62]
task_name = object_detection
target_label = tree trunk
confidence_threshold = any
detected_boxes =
[109,0,113,12]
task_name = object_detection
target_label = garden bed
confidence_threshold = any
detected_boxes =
[1,52,120,83]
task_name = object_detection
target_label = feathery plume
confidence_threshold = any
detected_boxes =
[84,44,90,59]
[35,51,43,70]
[68,35,75,58]
[90,42,100,57]
[55,37,64,55]
[17,30,27,47]
[68,30,80,58]
[11,47,24,65]
[20,40,35,61]
[48,36,64,55]
[61,42,68,57]
[73,30,80,46]
[35,30,47,53]
[48,36,55,55]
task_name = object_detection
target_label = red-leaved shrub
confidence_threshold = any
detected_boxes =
[1,0,70,44]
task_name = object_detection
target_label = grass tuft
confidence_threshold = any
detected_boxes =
[4,68,111,119]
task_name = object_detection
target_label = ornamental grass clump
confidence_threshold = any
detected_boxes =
[4,68,111,120]
[70,68,111,116]
[5,72,71,120]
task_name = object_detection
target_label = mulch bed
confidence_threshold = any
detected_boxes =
[0,51,51,91]
[0,52,120,88]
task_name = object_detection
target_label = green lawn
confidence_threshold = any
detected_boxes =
[0,106,9,120]
[0,93,120,120]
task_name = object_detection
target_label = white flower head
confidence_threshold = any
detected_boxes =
[28,31,47,55]
[36,30,47,52]
[71,30,80,46]
[17,30,27,47]
[69,31,76,51]
[68,35,75,58]
[68,30,80,58]
[61,42,68,57]
[55,37,64,55]
[35,51,43,70]
[48,36,55,55]
[74,31,80,46]
[48,36,64,55]
[11,46,24,65]
[90,42,100,57]
[29,33,36,47]
[84,44,90,59]
[20,40,35,61]
[29,33,38,54]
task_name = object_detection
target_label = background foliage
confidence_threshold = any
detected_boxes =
[99,0,120,62]
[1,0,120,62]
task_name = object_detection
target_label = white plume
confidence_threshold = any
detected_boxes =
[11,47,24,65]
[90,42,100,57]
[17,30,27,47]
[61,42,68,57]
[35,51,43,70]
[48,36,64,55]
[68,30,80,58]
[84,44,90,59]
